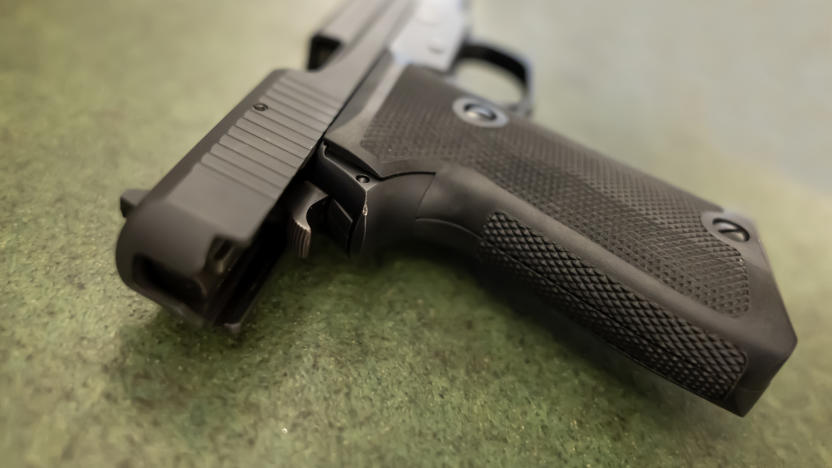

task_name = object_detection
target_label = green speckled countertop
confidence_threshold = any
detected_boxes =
[1,0,830,466]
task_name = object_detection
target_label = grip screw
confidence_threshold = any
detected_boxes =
[253,103,268,111]
[713,219,750,242]
[452,97,508,128]
[463,103,497,122]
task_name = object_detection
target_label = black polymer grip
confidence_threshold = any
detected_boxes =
[324,64,796,414]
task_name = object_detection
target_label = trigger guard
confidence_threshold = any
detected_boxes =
[453,38,534,117]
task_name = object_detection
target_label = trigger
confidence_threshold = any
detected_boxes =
[283,181,329,258]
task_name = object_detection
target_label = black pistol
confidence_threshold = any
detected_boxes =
[115,0,796,416]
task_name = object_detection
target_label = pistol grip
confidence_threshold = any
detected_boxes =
[321,64,796,415]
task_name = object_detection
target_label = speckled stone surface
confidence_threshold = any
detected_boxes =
[1,0,830,466]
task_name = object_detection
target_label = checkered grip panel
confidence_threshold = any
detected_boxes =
[361,66,750,316]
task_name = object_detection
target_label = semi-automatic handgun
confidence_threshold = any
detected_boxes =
[115,0,796,415]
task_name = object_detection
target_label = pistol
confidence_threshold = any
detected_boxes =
[115,0,796,415]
